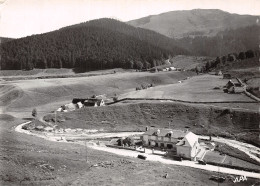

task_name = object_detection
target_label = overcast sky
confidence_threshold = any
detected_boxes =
[0,0,259,38]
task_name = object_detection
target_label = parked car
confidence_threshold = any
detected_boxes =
[198,160,207,165]
[137,154,147,160]
[173,155,182,161]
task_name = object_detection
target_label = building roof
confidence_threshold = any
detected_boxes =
[176,132,198,147]
[143,127,187,138]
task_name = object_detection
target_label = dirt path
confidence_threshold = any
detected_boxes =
[15,122,260,179]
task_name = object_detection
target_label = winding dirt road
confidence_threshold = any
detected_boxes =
[15,121,260,179]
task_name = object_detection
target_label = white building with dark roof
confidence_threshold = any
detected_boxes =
[141,127,187,149]
[141,127,200,160]
[176,132,200,160]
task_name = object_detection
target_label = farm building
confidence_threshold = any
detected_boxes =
[176,132,200,160]
[223,80,245,93]
[141,127,187,149]
[166,67,176,71]
[223,73,231,79]
[76,102,83,109]
[72,98,88,104]
[84,98,105,107]
[169,67,176,71]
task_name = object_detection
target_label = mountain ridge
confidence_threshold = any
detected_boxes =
[128,9,259,38]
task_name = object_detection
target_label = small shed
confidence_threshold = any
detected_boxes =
[169,67,176,71]
[77,102,83,109]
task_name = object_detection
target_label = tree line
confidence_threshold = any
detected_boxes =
[195,49,258,73]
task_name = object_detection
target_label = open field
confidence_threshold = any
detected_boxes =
[119,74,255,102]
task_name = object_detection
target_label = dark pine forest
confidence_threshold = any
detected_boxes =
[0,19,188,71]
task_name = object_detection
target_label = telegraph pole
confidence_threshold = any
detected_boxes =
[85,140,87,162]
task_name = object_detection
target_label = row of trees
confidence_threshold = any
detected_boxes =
[201,49,258,72]
[0,19,186,71]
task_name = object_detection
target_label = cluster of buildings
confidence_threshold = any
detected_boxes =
[141,127,203,160]
[149,66,182,73]
[57,96,105,112]
[223,79,245,94]
[214,71,245,94]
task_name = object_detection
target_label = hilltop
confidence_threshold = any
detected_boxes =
[128,9,258,38]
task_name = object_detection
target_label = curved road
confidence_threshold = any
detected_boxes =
[15,121,260,179]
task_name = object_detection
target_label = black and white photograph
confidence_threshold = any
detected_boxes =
[0,0,259,185]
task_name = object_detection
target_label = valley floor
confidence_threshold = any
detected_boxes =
[0,69,259,185]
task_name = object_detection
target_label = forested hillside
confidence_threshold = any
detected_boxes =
[63,18,185,54]
[176,25,259,57]
[0,37,13,44]
[0,18,187,71]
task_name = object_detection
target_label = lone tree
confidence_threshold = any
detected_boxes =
[32,108,37,118]
[113,94,118,102]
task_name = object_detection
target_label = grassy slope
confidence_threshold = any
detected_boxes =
[170,55,213,70]
[0,85,23,106]
[0,68,127,79]
[3,71,193,112]
[44,102,259,146]
[2,115,257,186]
[119,74,254,102]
